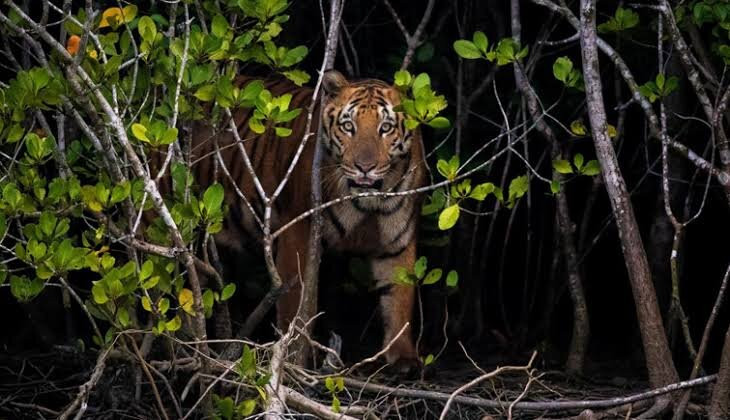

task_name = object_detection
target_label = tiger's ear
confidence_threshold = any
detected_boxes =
[322,70,348,97]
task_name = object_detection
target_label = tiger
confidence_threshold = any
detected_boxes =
[187,70,426,371]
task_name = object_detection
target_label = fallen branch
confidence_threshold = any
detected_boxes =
[344,373,717,413]
[439,351,536,419]
[58,345,112,420]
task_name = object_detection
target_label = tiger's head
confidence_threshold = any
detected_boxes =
[320,70,415,193]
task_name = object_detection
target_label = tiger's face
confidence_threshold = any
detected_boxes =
[320,71,414,192]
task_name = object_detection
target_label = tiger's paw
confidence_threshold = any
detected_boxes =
[386,356,422,379]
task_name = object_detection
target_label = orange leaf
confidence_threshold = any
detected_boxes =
[66,35,80,55]
[99,7,123,28]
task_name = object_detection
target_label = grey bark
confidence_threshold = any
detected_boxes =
[579,0,678,388]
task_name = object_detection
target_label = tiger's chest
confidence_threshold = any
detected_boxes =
[322,198,417,257]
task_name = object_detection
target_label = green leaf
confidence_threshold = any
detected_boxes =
[427,116,451,129]
[438,204,460,230]
[131,123,149,143]
[249,118,266,134]
[281,46,308,67]
[138,16,157,41]
[570,120,587,136]
[453,40,483,59]
[221,283,236,301]
[331,395,341,413]
[10,275,44,302]
[282,69,310,86]
[656,73,665,91]
[216,396,234,420]
[424,353,435,366]
[508,175,529,202]
[141,296,152,311]
[553,57,573,83]
[325,376,335,392]
[237,399,257,417]
[550,180,561,194]
[394,70,412,87]
[472,31,488,52]
[7,124,24,143]
[203,183,224,214]
[598,7,640,33]
[274,126,292,137]
[412,73,431,93]
[158,297,170,314]
[117,306,130,327]
[211,14,231,38]
[111,182,131,204]
[194,84,216,102]
[581,160,601,176]
[166,315,182,332]
[446,270,459,287]
[160,128,178,145]
[422,268,443,285]
[470,183,495,200]
[414,256,427,279]
[393,266,414,285]
[553,159,573,174]
[92,283,108,304]
[573,153,585,170]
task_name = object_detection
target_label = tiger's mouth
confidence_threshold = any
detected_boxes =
[347,177,384,190]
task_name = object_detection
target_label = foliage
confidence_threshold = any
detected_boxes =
[597,7,640,33]
[552,57,584,91]
[0,0,312,374]
[639,73,680,103]
[325,376,345,413]
[453,31,529,66]
[393,70,449,130]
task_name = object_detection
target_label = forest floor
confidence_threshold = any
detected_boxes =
[0,344,712,419]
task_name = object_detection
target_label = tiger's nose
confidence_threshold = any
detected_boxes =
[354,160,377,174]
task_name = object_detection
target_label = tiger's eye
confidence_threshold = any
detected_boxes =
[381,122,393,132]
[343,121,354,132]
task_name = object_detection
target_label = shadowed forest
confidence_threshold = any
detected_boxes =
[3,0,730,418]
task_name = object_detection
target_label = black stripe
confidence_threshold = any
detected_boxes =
[386,212,416,246]
[352,196,406,216]
[325,206,346,237]
[373,242,408,260]
[373,283,393,297]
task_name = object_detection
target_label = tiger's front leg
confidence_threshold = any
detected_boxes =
[371,240,420,373]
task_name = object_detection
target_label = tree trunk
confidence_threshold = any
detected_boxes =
[710,326,730,419]
[579,0,678,388]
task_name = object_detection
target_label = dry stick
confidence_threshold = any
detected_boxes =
[58,345,113,420]
[508,370,541,420]
[282,387,359,420]
[128,336,169,420]
[346,374,716,414]
[674,262,730,420]
[438,351,537,420]
[381,0,436,70]
[297,0,345,368]
[509,0,588,375]
[655,11,700,372]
